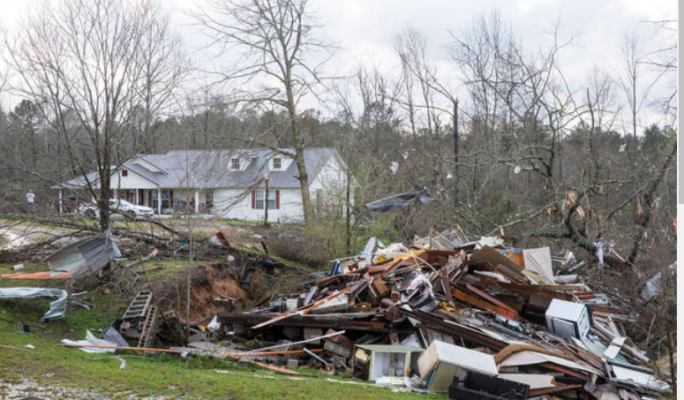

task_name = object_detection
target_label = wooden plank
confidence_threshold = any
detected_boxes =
[465,284,517,314]
[440,267,454,305]
[528,384,583,396]
[252,286,354,329]
[539,362,589,380]
[452,288,518,319]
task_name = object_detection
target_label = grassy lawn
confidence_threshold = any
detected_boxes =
[0,262,444,400]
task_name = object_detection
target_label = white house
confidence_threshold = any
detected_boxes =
[55,148,352,223]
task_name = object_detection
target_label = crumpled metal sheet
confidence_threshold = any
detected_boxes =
[44,231,121,278]
[364,188,432,215]
[0,287,67,321]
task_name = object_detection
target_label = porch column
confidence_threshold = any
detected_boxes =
[194,191,200,214]
[135,189,139,205]
[113,189,118,199]
[157,189,162,216]
[58,189,63,213]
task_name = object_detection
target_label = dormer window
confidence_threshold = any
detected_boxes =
[272,157,282,170]
[230,158,240,170]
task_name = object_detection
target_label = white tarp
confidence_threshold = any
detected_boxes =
[62,331,118,354]
[0,287,67,321]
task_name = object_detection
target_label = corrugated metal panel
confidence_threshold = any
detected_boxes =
[44,231,120,278]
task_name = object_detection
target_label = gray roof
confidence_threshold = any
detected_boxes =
[56,148,342,190]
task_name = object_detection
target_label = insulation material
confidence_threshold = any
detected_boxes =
[372,243,409,264]
[0,287,68,321]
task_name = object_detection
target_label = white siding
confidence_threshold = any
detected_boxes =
[310,155,353,216]
[213,188,304,223]
[110,168,158,190]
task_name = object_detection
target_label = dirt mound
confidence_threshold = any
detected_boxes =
[156,263,250,324]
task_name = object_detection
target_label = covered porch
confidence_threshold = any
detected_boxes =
[112,188,213,215]
[57,188,214,216]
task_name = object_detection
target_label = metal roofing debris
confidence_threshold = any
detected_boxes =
[0,287,67,321]
[364,187,432,215]
[44,231,121,279]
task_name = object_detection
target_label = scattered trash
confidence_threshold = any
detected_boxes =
[24,344,35,349]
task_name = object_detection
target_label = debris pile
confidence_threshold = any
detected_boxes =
[7,226,670,398]
[209,229,670,398]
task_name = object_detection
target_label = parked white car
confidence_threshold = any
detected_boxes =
[80,199,154,219]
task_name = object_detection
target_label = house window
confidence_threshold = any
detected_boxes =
[272,157,282,170]
[122,169,128,177]
[255,189,276,210]
[230,158,240,170]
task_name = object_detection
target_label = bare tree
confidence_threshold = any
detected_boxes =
[4,0,186,230]
[618,31,649,145]
[191,0,334,223]
[132,2,189,153]
[394,27,460,202]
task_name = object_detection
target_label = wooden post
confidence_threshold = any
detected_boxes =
[453,98,459,206]
[58,189,63,213]
[264,174,269,226]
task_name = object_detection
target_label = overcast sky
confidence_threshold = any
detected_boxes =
[0,0,677,128]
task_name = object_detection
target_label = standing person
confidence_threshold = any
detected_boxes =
[25,190,36,213]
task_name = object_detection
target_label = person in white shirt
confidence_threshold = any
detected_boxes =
[26,190,36,212]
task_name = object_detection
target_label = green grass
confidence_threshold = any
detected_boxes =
[0,296,440,400]
[0,262,444,400]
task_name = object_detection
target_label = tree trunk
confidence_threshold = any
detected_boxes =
[453,99,459,206]
[264,176,269,226]
[285,83,312,223]
[628,141,676,263]
[98,167,111,232]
